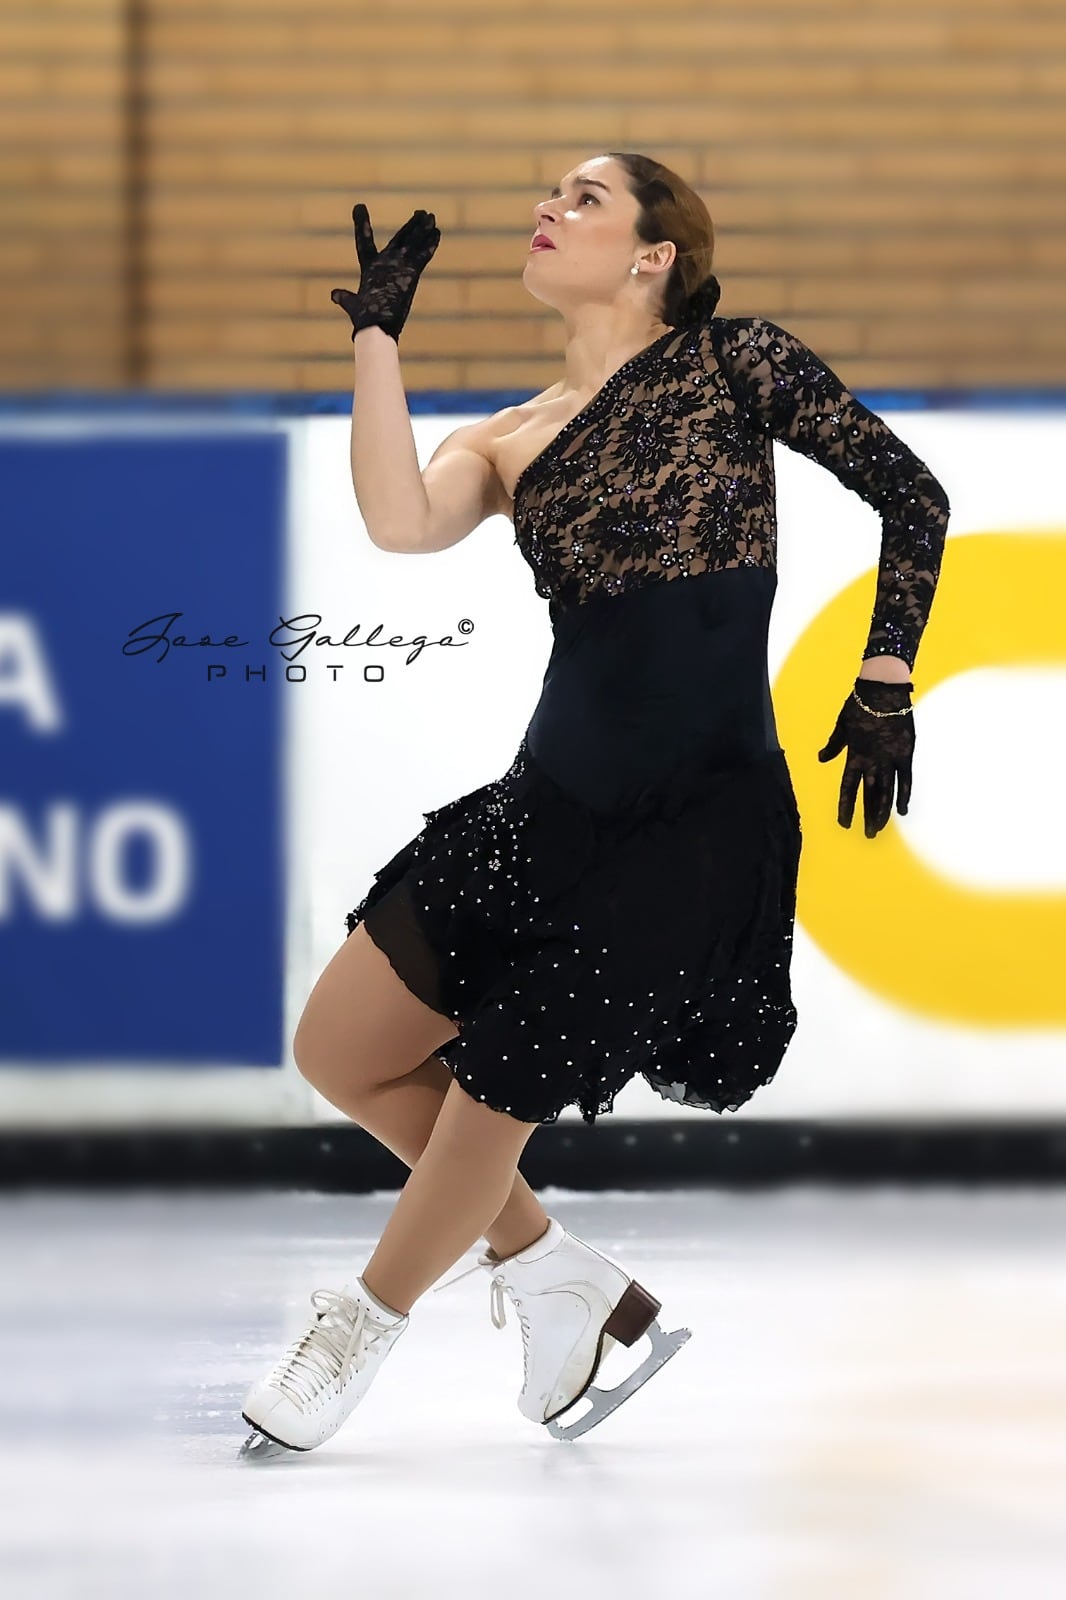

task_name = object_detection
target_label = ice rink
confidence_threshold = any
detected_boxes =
[1,1184,1064,1599]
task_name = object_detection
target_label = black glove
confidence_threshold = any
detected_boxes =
[817,676,914,838]
[330,202,440,344]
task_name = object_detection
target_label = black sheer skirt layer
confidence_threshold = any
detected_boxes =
[343,312,950,1125]
[346,734,800,1126]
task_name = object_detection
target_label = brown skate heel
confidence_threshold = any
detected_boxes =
[603,1280,662,1347]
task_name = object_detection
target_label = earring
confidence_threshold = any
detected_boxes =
[630,264,639,275]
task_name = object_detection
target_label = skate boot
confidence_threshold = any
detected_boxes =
[238,1276,409,1460]
[435,1217,691,1441]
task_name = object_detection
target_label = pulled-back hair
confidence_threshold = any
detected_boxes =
[606,151,721,327]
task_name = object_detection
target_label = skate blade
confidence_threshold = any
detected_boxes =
[237,1423,307,1462]
[544,1321,692,1442]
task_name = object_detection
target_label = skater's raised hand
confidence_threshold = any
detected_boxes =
[330,202,440,344]
[817,676,915,838]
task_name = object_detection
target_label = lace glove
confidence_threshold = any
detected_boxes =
[330,202,440,344]
[817,676,915,838]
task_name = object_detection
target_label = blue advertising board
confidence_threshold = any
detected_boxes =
[0,432,287,1066]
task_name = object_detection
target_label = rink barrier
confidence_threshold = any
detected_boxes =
[1,1120,1065,1189]
[1,387,1064,417]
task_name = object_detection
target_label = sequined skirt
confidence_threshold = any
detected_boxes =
[343,733,802,1125]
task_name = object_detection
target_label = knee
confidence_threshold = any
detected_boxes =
[292,1024,365,1126]
[292,1008,386,1117]
[291,1015,332,1091]
[291,1020,314,1083]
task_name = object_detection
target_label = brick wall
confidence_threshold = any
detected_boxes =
[4,0,1063,392]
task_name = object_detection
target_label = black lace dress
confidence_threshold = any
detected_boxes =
[344,314,950,1125]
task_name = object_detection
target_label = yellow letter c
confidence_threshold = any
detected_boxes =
[773,532,1066,1025]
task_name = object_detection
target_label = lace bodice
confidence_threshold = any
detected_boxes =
[513,314,951,670]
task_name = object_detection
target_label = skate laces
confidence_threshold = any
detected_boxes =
[490,1276,532,1392]
[267,1288,392,1411]
[433,1253,495,1292]
[431,1253,532,1395]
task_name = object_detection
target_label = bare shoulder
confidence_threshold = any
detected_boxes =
[436,387,562,520]
[418,395,548,551]
[480,384,565,508]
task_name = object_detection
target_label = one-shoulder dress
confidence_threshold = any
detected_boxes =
[344,314,950,1124]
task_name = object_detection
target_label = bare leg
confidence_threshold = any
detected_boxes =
[294,923,552,1279]
[360,1076,543,1316]
[335,1056,551,1262]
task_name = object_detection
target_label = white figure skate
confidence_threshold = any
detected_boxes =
[435,1217,691,1440]
[238,1277,409,1460]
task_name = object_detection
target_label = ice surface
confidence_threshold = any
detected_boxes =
[1,1185,1064,1600]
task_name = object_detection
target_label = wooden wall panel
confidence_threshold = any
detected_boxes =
[2,0,1063,393]
[0,0,127,388]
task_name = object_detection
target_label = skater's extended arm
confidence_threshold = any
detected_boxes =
[347,333,506,553]
[330,200,450,552]
[347,326,432,551]
[710,315,951,674]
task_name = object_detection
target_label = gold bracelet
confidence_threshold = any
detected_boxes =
[852,687,912,718]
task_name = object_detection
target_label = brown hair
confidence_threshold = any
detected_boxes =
[606,151,719,327]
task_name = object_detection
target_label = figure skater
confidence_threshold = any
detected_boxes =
[239,152,950,1457]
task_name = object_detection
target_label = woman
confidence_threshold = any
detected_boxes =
[239,153,951,1457]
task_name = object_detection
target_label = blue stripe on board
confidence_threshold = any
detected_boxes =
[0,387,1064,418]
